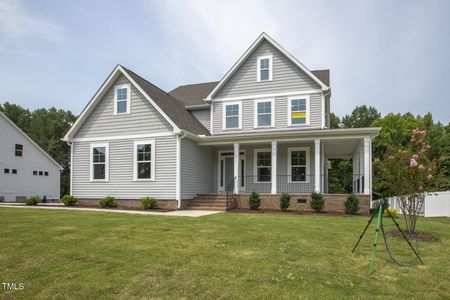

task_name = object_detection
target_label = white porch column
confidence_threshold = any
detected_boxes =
[363,137,371,195]
[271,141,277,194]
[314,139,321,192]
[233,143,239,194]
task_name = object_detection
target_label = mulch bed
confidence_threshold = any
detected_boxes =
[388,230,439,242]
[38,204,174,213]
[227,208,368,217]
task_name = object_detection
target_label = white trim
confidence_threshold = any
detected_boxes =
[133,139,156,181]
[254,98,275,128]
[72,132,174,142]
[205,33,328,101]
[253,148,272,183]
[217,150,246,192]
[321,93,325,129]
[113,83,131,115]
[287,95,310,127]
[69,142,73,196]
[90,142,109,182]
[287,147,310,183]
[257,55,273,82]
[211,89,322,103]
[210,102,214,135]
[233,143,239,194]
[222,101,242,130]
[0,111,62,169]
[271,141,277,194]
[314,139,321,192]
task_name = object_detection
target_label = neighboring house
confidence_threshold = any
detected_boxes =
[63,33,380,211]
[0,111,61,202]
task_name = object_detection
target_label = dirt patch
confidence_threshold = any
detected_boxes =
[388,230,439,242]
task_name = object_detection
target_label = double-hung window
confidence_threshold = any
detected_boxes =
[254,149,271,182]
[224,102,241,130]
[114,84,131,115]
[15,144,23,157]
[134,140,155,181]
[254,99,274,128]
[90,143,109,181]
[288,147,310,182]
[288,96,309,126]
[257,55,272,82]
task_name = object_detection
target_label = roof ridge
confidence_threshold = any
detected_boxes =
[121,66,176,99]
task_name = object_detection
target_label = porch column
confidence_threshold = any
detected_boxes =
[363,137,371,195]
[314,139,321,192]
[233,143,239,194]
[271,141,277,194]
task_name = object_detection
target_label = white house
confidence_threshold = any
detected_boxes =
[0,111,61,202]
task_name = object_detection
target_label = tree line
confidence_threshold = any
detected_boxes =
[1,102,448,198]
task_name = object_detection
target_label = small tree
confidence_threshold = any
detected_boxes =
[310,192,324,212]
[344,194,359,214]
[280,193,291,211]
[248,191,261,210]
[378,128,435,233]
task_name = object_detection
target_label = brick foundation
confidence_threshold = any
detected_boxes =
[76,199,177,210]
[233,193,370,214]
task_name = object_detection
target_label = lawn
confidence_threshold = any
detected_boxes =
[0,208,449,299]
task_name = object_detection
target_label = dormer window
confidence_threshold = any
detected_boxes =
[114,84,131,115]
[257,55,272,82]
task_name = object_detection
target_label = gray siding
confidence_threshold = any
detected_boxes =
[215,40,320,99]
[190,108,211,132]
[75,74,172,139]
[180,138,214,199]
[212,93,322,134]
[72,135,177,199]
[0,115,60,201]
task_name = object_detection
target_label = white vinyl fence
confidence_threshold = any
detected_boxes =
[388,191,450,217]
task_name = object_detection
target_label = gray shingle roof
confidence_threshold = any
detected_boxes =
[122,66,210,135]
[311,70,330,87]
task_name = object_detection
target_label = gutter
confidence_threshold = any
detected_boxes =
[176,131,187,209]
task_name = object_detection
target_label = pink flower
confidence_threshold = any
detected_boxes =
[413,154,419,160]
[421,130,427,136]
[427,174,433,180]
[427,168,433,173]
[418,164,425,170]
[410,158,418,168]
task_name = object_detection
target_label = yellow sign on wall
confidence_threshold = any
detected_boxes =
[292,112,306,119]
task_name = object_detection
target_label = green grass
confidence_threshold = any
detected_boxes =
[0,208,449,299]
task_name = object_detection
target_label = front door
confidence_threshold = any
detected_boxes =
[219,152,245,192]
[224,157,234,192]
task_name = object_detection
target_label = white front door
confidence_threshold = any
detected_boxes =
[218,152,245,192]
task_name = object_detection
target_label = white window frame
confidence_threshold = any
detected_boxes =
[222,101,242,130]
[253,148,272,183]
[90,142,109,182]
[257,55,273,82]
[254,98,275,128]
[114,83,131,115]
[287,147,310,183]
[133,140,156,181]
[287,95,310,126]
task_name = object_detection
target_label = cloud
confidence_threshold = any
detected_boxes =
[0,0,62,39]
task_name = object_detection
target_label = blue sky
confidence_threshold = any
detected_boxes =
[0,0,449,123]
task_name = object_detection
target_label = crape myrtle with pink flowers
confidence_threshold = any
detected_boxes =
[375,128,436,233]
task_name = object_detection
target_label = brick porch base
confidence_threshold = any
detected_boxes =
[76,199,178,210]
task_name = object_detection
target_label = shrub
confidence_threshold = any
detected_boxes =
[310,192,324,212]
[99,196,117,208]
[248,191,261,210]
[140,197,158,209]
[384,208,398,217]
[344,194,360,214]
[280,193,291,211]
[61,195,78,206]
[25,196,40,206]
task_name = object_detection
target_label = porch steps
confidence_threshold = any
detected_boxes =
[185,194,233,211]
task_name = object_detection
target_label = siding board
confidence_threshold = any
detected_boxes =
[190,109,211,132]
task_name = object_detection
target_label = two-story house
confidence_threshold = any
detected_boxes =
[63,33,380,212]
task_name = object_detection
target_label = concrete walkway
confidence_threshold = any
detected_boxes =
[0,203,221,217]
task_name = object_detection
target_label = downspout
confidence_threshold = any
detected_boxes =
[176,131,187,209]
[67,141,73,196]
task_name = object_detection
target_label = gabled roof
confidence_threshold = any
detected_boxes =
[170,81,219,107]
[63,65,210,141]
[205,32,330,100]
[0,111,62,169]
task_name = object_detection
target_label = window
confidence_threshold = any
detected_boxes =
[12,169,17,174]
[90,143,109,181]
[33,171,38,175]
[44,172,49,176]
[257,55,272,82]
[39,171,43,176]
[134,140,155,181]
[15,144,23,156]
[288,147,310,182]
[288,96,310,126]
[254,149,271,182]
[223,102,241,130]
[254,99,274,128]
[114,84,131,115]
[4,168,9,174]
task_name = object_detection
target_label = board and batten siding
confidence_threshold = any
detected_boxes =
[74,74,172,139]
[180,138,214,199]
[212,93,322,134]
[190,108,211,132]
[72,135,177,199]
[214,40,320,99]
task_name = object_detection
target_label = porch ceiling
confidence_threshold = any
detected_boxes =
[323,139,360,159]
